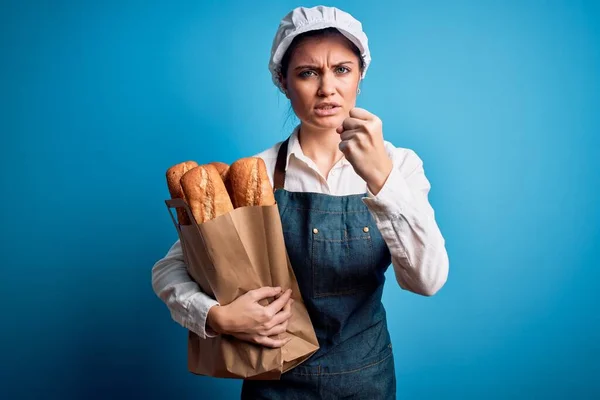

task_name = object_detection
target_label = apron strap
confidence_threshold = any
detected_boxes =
[273,137,290,192]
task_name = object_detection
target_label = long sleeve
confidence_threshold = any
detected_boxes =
[151,239,220,338]
[362,147,449,296]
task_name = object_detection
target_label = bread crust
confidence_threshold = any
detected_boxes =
[226,157,275,208]
[180,164,234,224]
[166,161,199,225]
[209,162,230,181]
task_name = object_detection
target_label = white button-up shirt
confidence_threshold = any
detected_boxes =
[152,126,449,338]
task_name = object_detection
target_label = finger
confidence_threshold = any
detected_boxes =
[257,335,292,349]
[265,288,292,314]
[339,129,359,142]
[339,139,355,155]
[249,286,282,301]
[274,288,290,299]
[263,299,293,329]
[348,107,373,120]
[233,331,276,345]
[339,140,349,154]
[341,117,364,131]
[260,320,289,337]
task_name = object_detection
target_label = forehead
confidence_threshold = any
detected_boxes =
[289,35,358,65]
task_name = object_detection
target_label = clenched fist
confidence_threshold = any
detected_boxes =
[337,107,393,195]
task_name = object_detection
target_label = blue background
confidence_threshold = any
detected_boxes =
[1,0,599,399]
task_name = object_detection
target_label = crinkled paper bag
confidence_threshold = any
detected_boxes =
[165,198,319,380]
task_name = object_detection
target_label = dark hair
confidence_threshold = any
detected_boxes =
[279,27,365,81]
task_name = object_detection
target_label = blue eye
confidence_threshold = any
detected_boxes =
[299,70,317,77]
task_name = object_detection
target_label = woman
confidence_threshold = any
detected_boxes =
[152,5,449,399]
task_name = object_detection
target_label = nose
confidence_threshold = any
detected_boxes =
[317,71,335,97]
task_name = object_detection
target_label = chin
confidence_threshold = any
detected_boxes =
[308,116,345,130]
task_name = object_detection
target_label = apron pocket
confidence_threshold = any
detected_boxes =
[311,225,379,297]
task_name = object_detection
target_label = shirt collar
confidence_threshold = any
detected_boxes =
[284,125,351,171]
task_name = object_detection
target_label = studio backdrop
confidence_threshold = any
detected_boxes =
[1,0,598,399]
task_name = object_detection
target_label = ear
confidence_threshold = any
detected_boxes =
[281,82,289,98]
[278,72,289,97]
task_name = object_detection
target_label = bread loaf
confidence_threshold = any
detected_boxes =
[180,164,234,224]
[166,161,199,225]
[225,157,275,208]
[209,162,230,181]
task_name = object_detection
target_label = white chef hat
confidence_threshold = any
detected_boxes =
[268,5,371,93]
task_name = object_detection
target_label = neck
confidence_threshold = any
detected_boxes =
[297,123,344,166]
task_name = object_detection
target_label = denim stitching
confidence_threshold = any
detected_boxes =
[313,235,370,242]
[311,231,317,298]
[292,347,393,376]
[368,230,374,272]
[314,285,371,297]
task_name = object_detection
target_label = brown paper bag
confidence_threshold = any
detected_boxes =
[165,198,319,379]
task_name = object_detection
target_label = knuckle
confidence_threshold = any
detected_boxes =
[263,321,274,331]
[259,309,270,320]
[254,313,265,324]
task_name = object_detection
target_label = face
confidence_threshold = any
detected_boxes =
[282,34,361,131]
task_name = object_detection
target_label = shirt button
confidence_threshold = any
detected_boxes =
[363,227,369,233]
[313,228,319,234]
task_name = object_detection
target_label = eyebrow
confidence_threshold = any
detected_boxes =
[294,60,355,70]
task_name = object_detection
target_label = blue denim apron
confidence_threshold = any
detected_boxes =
[241,138,396,399]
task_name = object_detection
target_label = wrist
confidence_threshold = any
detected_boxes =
[207,304,229,334]
[367,158,393,196]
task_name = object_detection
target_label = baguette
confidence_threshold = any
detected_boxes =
[225,157,275,208]
[180,164,234,224]
[166,161,199,225]
[209,161,230,181]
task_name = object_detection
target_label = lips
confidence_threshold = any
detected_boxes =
[315,102,341,110]
[314,103,341,117]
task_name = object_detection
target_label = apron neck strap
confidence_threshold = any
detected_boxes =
[273,137,290,192]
